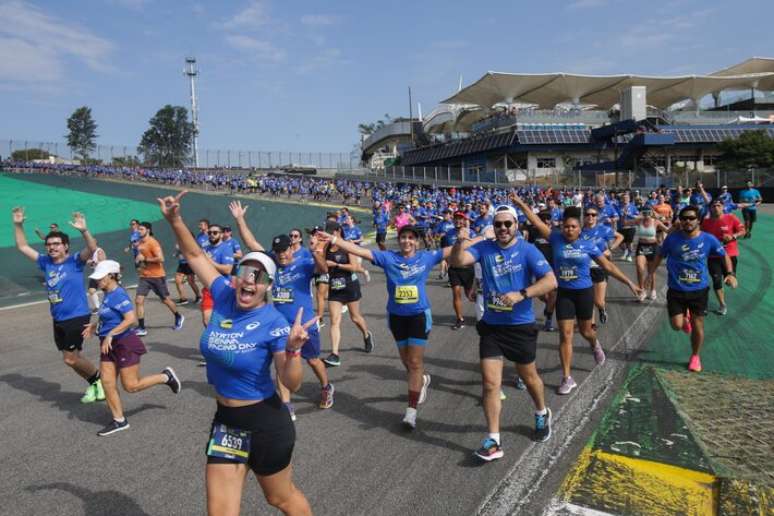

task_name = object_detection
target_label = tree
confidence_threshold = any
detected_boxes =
[11,148,49,161]
[717,130,774,171]
[137,105,195,167]
[66,106,98,161]
[358,113,392,136]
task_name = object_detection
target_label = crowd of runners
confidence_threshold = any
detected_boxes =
[10,175,763,515]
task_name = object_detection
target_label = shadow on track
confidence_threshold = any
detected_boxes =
[26,482,151,516]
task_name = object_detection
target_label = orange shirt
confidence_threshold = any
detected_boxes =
[652,203,673,222]
[137,236,165,278]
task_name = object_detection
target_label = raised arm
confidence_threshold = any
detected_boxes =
[315,230,374,262]
[450,225,477,267]
[69,212,98,263]
[511,194,550,239]
[309,235,329,274]
[11,207,39,262]
[158,191,220,288]
[229,200,264,252]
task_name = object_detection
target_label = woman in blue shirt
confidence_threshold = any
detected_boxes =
[82,260,181,436]
[159,191,315,516]
[513,199,641,396]
[316,225,451,430]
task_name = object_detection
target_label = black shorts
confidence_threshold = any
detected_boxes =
[52,314,91,351]
[556,287,595,321]
[708,257,738,290]
[590,267,607,284]
[388,311,431,344]
[376,231,387,244]
[667,288,709,317]
[621,227,636,245]
[636,242,659,261]
[328,279,361,304]
[176,262,194,275]
[314,273,329,285]
[206,394,295,476]
[476,321,538,365]
[742,208,757,223]
[448,266,474,289]
[136,277,170,299]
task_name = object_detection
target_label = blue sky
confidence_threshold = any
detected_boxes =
[1,0,772,154]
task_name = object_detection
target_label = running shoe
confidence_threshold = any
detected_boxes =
[626,255,633,262]
[135,327,148,336]
[163,367,181,394]
[174,313,185,331]
[557,376,577,395]
[599,308,608,325]
[94,379,105,401]
[542,319,555,332]
[323,353,341,367]
[649,290,657,300]
[621,250,629,261]
[716,304,728,316]
[193,296,202,304]
[418,373,431,405]
[688,354,702,372]
[176,298,189,306]
[97,419,129,436]
[320,383,335,409]
[364,332,375,353]
[285,402,297,422]
[474,438,503,462]
[515,376,527,391]
[452,319,465,331]
[500,390,507,401]
[81,382,99,404]
[534,408,552,442]
[593,342,606,366]
[638,290,647,303]
[402,407,417,430]
[341,305,349,314]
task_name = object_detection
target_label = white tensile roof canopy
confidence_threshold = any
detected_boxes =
[440,57,774,111]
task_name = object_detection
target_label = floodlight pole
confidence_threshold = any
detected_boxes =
[185,57,200,168]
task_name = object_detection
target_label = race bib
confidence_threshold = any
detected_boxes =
[678,269,701,284]
[486,292,512,312]
[394,285,419,304]
[206,423,251,463]
[330,277,347,291]
[272,287,293,304]
[47,290,63,304]
[559,266,578,281]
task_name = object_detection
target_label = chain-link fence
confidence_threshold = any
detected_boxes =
[0,139,357,170]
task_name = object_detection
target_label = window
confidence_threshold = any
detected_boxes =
[537,157,556,168]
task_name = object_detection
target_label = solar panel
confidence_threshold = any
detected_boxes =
[517,129,591,144]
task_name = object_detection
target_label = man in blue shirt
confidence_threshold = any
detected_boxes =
[738,180,763,239]
[201,224,235,326]
[647,205,738,373]
[12,208,106,404]
[372,201,390,251]
[451,204,558,461]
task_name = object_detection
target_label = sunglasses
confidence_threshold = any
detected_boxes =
[679,216,698,221]
[585,213,598,217]
[208,231,221,235]
[45,241,64,247]
[493,220,515,229]
[237,265,272,285]
[289,234,301,239]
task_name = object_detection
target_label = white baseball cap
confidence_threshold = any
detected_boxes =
[238,251,277,278]
[494,205,519,220]
[89,260,121,280]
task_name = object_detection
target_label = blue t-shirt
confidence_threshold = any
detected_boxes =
[549,231,602,289]
[373,209,389,232]
[467,239,553,325]
[272,255,317,326]
[739,188,762,210]
[472,214,493,235]
[659,231,726,292]
[581,224,616,254]
[598,205,619,227]
[371,249,445,316]
[435,221,455,246]
[204,241,235,276]
[617,204,639,230]
[200,276,289,400]
[293,246,313,261]
[223,237,242,257]
[37,254,90,321]
[98,287,134,338]
[129,231,141,258]
[195,232,209,248]
[344,225,363,242]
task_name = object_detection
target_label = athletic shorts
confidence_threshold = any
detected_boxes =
[708,257,738,290]
[52,314,91,352]
[636,242,659,261]
[206,394,295,476]
[742,208,757,223]
[621,227,636,245]
[327,279,361,304]
[590,267,607,284]
[314,273,329,285]
[201,287,214,311]
[88,278,99,290]
[301,329,321,360]
[476,321,538,365]
[388,311,432,346]
[376,231,387,244]
[556,287,595,321]
[136,277,170,299]
[448,266,474,290]
[176,263,194,275]
[100,332,147,368]
[667,288,709,317]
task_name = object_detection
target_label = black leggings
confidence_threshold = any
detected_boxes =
[708,256,738,290]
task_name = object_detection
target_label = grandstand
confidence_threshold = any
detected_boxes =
[361,57,774,187]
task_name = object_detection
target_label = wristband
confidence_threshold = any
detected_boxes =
[285,349,301,357]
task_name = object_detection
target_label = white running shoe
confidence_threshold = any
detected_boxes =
[402,407,417,430]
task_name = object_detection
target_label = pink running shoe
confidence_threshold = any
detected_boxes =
[688,354,702,372]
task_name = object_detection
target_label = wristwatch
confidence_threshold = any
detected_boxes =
[519,288,529,299]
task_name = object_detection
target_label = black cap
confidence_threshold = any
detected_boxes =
[139,221,152,230]
[271,234,292,253]
[398,225,420,238]
[305,225,323,235]
[325,220,341,233]
[223,226,232,232]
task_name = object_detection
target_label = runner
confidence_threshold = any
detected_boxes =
[82,260,181,436]
[12,208,105,403]
[434,208,455,279]
[158,191,313,516]
[632,208,669,301]
[201,223,236,326]
[647,205,738,372]
[513,198,642,395]
[446,211,479,330]
[700,199,745,315]
[316,224,450,429]
[373,201,390,251]
[133,222,184,336]
[738,180,763,238]
[451,204,558,461]
[173,239,201,305]
[581,206,623,324]
[617,192,639,261]
[526,210,557,332]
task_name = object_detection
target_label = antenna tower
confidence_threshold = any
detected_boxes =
[184,57,200,167]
